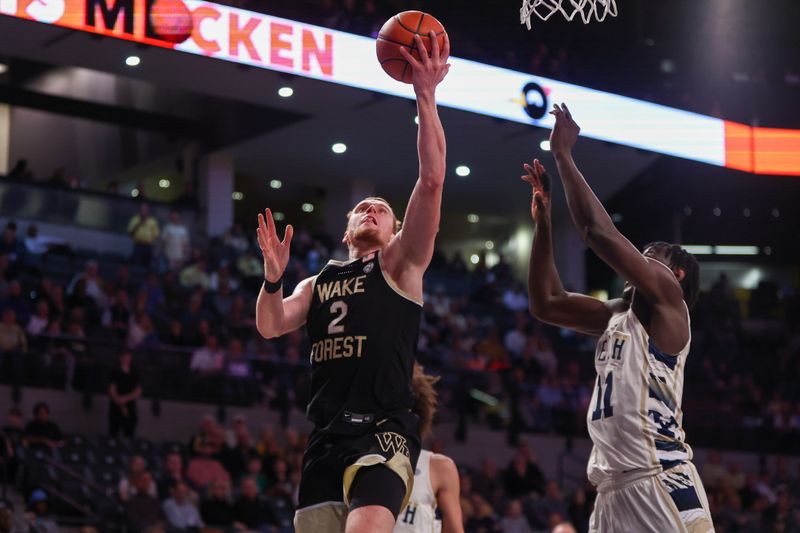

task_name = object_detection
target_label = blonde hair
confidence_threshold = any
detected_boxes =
[346,196,402,233]
[411,362,440,438]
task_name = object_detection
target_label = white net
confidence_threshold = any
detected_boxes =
[520,0,618,28]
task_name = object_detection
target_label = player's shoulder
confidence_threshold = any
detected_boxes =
[429,453,458,481]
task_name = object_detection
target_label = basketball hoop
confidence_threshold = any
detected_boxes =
[520,0,618,28]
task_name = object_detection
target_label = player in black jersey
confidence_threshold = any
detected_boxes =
[255,32,451,533]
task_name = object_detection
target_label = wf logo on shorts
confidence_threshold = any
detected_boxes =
[376,432,410,458]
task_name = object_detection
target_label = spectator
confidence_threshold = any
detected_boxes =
[67,260,107,310]
[190,335,224,375]
[103,289,130,339]
[26,300,49,336]
[223,223,249,255]
[125,471,165,532]
[209,262,239,292]
[0,222,24,265]
[128,203,160,267]
[26,489,59,533]
[187,442,230,491]
[528,480,568,529]
[120,455,158,502]
[504,313,529,358]
[200,477,235,528]
[503,283,529,312]
[23,403,63,449]
[179,257,210,290]
[233,475,278,531]
[161,209,190,270]
[158,453,191,501]
[128,312,158,349]
[551,523,577,533]
[566,488,592,532]
[23,225,65,257]
[500,499,532,533]
[1,280,31,327]
[702,450,728,490]
[503,449,545,498]
[162,479,203,531]
[0,308,27,394]
[108,351,142,438]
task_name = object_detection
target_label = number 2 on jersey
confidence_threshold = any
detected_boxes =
[327,301,348,334]
[591,372,614,421]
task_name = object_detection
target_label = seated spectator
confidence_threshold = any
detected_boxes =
[162,479,203,531]
[0,309,27,384]
[527,480,568,529]
[27,489,60,533]
[223,223,249,255]
[209,262,239,292]
[187,442,230,491]
[120,455,158,502]
[103,289,131,339]
[500,498,532,533]
[125,471,165,533]
[0,222,24,265]
[190,335,224,375]
[24,225,66,257]
[161,209,190,271]
[503,449,545,499]
[200,478,235,528]
[67,260,108,310]
[158,452,193,502]
[23,402,63,449]
[2,280,31,326]
[236,251,263,290]
[128,312,158,349]
[26,300,50,336]
[233,475,278,531]
[179,257,210,290]
[503,282,529,312]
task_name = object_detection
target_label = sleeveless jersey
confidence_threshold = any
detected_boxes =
[587,299,693,490]
[395,450,441,533]
[305,251,422,435]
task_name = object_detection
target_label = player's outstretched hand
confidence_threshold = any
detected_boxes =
[399,31,451,96]
[521,158,551,225]
[549,103,581,154]
[257,208,293,283]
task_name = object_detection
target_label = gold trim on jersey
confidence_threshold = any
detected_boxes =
[342,451,415,512]
[378,253,423,307]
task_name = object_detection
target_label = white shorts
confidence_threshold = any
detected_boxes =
[589,462,714,533]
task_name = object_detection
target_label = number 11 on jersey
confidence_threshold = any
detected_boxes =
[591,372,614,421]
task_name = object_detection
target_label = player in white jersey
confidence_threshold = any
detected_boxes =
[395,363,463,533]
[522,103,714,533]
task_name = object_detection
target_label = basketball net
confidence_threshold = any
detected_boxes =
[520,0,618,28]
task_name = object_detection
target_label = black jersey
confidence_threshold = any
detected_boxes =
[305,251,422,435]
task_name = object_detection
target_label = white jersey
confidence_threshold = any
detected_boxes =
[587,300,693,490]
[395,450,441,533]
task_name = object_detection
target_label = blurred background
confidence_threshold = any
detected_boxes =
[0,0,798,531]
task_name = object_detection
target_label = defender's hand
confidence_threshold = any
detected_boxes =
[549,103,580,154]
[521,159,551,225]
[399,31,451,96]
[257,208,293,283]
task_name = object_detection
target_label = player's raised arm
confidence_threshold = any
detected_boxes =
[431,454,464,533]
[254,208,313,339]
[391,32,451,268]
[548,104,684,312]
[523,159,612,336]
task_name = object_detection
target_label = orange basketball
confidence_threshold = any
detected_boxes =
[150,0,194,44]
[376,11,447,84]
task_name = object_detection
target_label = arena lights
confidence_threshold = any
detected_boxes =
[331,143,347,154]
[413,116,419,125]
[5,0,799,175]
[131,188,139,197]
[273,211,285,221]
[469,254,480,265]
[158,179,170,188]
[278,87,294,97]
[232,191,244,200]
[540,140,551,151]
[467,213,479,223]
[125,56,141,67]
[485,241,494,250]
[455,165,470,177]
[0,64,7,74]
[301,203,314,212]
[269,179,282,189]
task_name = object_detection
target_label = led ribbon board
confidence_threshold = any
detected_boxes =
[2,0,799,175]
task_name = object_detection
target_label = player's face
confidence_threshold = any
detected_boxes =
[622,246,675,302]
[346,199,396,247]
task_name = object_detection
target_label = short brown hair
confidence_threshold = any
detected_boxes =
[411,362,440,438]
[346,197,402,233]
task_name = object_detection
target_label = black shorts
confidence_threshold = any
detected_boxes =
[297,410,421,510]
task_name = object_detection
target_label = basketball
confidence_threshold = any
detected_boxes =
[150,0,194,44]
[376,11,447,84]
